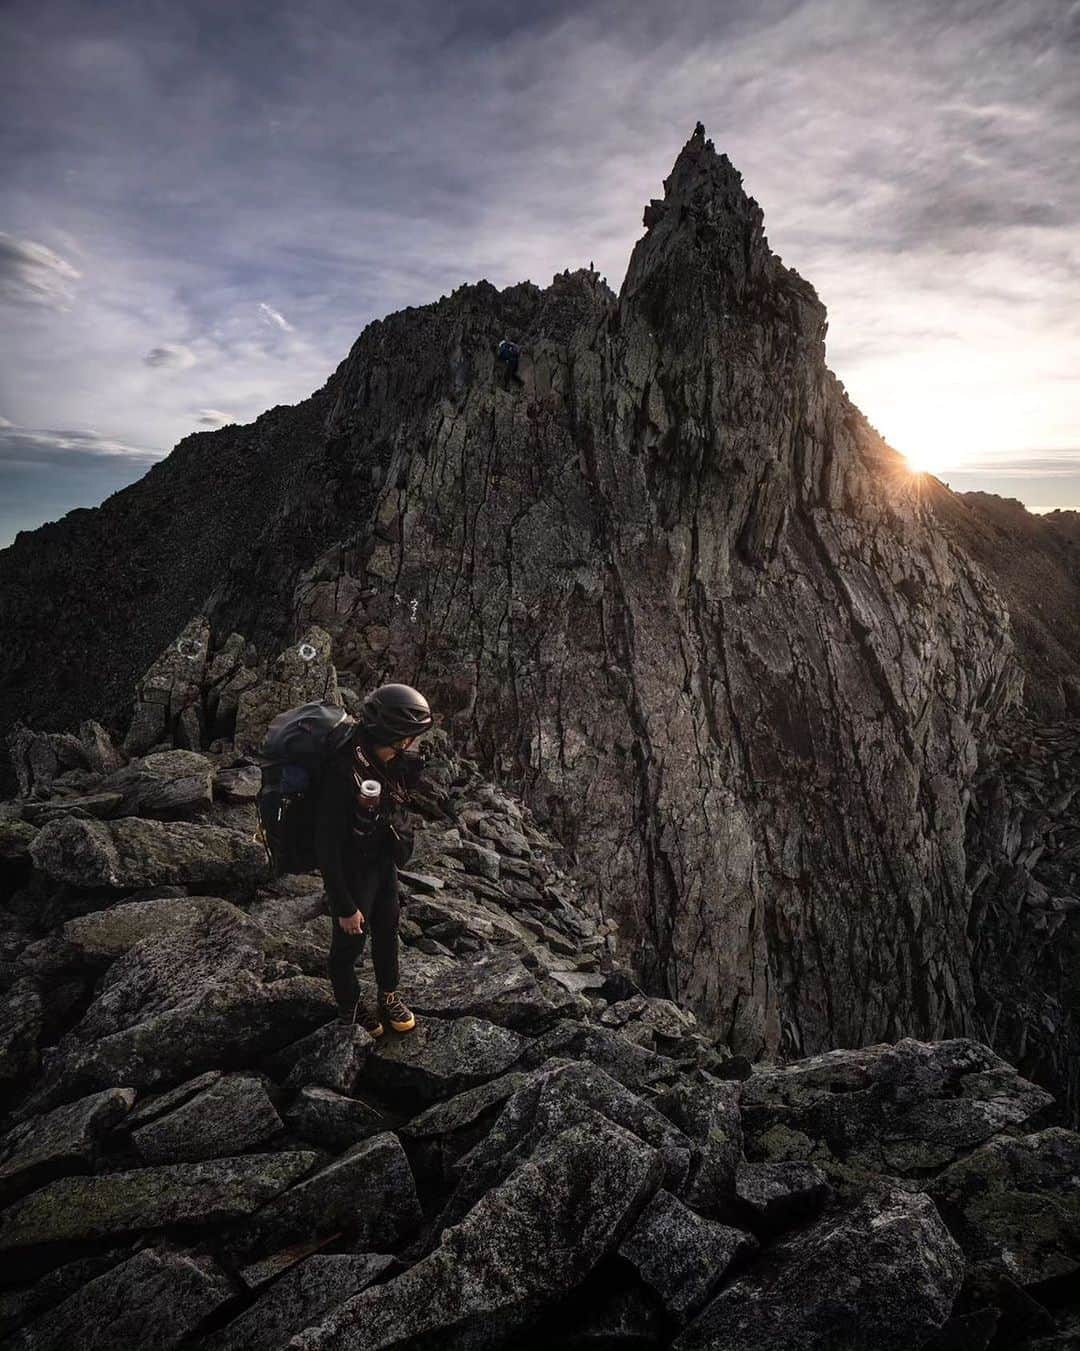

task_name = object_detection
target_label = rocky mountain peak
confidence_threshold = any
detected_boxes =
[1,126,1078,1153]
[622,122,808,329]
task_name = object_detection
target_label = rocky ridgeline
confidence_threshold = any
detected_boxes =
[0,626,1078,1351]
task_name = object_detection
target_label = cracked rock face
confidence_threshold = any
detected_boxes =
[247,124,1027,1064]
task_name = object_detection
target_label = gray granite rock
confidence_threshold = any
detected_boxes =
[5,1246,234,1351]
[288,1116,664,1350]
[284,1086,388,1151]
[0,1087,135,1203]
[926,1126,1080,1286]
[223,1132,422,1264]
[28,814,266,890]
[201,1253,395,1351]
[673,1189,964,1351]
[509,1019,680,1092]
[62,894,257,960]
[132,1073,283,1163]
[405,950,560,1030]
[359,1014,527,1107]
[734,1159,832,1232]
[433,1058,691,1240]
[102,749,215,819]
[0,1152,318,1249]
[273,1022,375,1096]
[12,924,332,1117]
[618,1187,758,1323]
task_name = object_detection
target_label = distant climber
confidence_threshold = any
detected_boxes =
[496,337,524,389]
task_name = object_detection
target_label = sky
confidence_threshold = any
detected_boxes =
[1,0,1078,548]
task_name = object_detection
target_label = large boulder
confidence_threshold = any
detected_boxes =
[433,1058,691,1239]
[222,1132,422,1264]
[12,923,332,1117]
[0,1152,318,1249]
[200,1253,396,1351]
[288,1117,664,1350]
[618,1187,758,1324]
[405,950,561,1030]
[673,1189,965,1351]
[101,749,215,819]
[0,1087,135,1204]
[61,894,257,960]
[28,815,267,890]
[358,1014,528,1108]
[5,1246,234,1351]
[131,1073,283,1164]
[927,1126,1080,1287]
[740,1038,1054,1189]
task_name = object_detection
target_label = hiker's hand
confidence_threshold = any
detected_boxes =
[338,910,365,934]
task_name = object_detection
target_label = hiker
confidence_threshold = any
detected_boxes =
[312,682,434,1036]
[495,337,523,388]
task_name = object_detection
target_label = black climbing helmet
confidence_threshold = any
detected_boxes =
[357,683,434,746]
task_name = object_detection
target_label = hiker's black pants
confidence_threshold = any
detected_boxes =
[327,849,401,1006]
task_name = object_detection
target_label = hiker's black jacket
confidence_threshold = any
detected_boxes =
[313,734,422,918]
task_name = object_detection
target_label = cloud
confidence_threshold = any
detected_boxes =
[195,407,234,425]
[0,422,161,467]
[0,233,81,308]
[143,343,197,369]
[0,0,1078,527]
[258,302,294,332]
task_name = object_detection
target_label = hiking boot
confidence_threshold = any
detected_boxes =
[379,989,416,1033]
[338,998,384,1037]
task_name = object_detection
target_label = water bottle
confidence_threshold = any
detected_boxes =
[353,778,383,838]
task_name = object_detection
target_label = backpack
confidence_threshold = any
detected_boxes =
[253,700,357,877]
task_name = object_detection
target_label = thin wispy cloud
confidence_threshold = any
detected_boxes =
[258,302,294,332]
[0,233,81,308]
[0,0,1078,547]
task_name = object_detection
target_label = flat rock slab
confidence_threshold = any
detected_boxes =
[6,1246,233,1351]
[202,1253,395,1351]
[224,1132,422,1264]
[132,1073,283,1164]
[102,749,215,818]
[62,895,256,960]
[0,1151,318,1250]
[21,792,124,825]
[435,1059,691,1237]
[510,1019,679,1093]
[0,1087,135,1204]
[359,1014,528,1107]
[285,1086,388,1152]
[288,1117,664,1351]
[927,1126,1080,1286]
[126,1071,224,1128]
[28,815,266,890]
[406,950,559,1030]
[673,1189,964,1351]
[619,1187,758,1324]
[740,1038,1055,1184]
